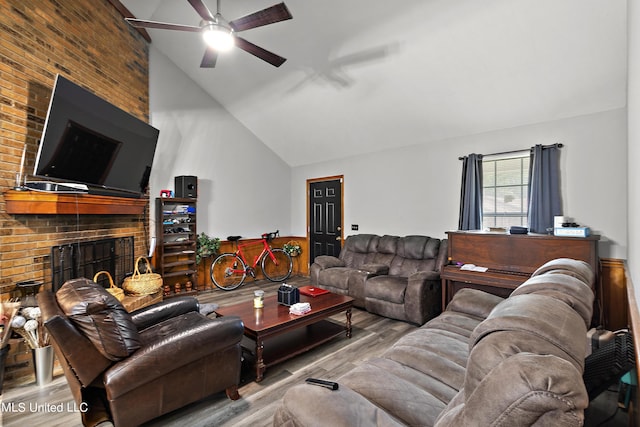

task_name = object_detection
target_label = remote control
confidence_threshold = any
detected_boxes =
[305,378,339,390]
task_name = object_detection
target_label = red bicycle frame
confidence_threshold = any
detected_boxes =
[230,236,279,274]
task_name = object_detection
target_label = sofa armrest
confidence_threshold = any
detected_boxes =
[404,271,442,324]
[313,255,346,269]
[360,263,389,275]
[44,315,113,387]
[408,270,440,282]
[104,315,244,399]
[435,239,448,272]
[38,291,112,387]
[435,354,588,426]
[446,288,504,319]
[130,296,199,331]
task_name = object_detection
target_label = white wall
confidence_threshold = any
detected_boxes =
[146,42,628,262]
[292,108,628,259]
[148,48,291,241]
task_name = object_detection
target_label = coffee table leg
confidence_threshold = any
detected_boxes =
[346,308,352,338]
[255,338,265,382]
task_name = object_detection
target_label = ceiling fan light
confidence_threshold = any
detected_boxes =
[203,24,234,52]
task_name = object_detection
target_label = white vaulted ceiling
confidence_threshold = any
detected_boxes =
[120,0,627,167]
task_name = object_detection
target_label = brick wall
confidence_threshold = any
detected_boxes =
[0,1,150,382]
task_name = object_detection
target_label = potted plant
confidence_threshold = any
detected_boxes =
[196,232,220,264]
[283,241,302,257]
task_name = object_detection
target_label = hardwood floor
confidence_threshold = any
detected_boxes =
[0,276,629,426]
[1,276,416,427]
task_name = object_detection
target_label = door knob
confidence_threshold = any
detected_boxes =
[336,236,341,241]
[337,226,341,231]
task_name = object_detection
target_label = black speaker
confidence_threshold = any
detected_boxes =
[175,175,197,198]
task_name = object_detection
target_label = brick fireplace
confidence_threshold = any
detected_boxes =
[0,0,151,384]
[0,0,151,296]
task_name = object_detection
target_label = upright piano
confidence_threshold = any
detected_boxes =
[441,231,600,308]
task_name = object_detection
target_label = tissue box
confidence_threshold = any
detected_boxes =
[554,227,590,237]
[277,284,299,306]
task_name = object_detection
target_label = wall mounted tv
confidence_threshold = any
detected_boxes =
[33,74,159,198]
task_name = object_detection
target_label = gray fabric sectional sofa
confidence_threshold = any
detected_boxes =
[310,234,448,325]
[274,258,595,426]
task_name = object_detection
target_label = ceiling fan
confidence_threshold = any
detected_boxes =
[125,0,292,68]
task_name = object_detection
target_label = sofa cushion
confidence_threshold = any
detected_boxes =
[312,255,345,270]
[389,258,437,277]
[530,257,594,286]
[370,252,396,268]
[435,285,591,427]
[340,234,379,269]
[471,294,588,367]
[339,309,483,427]
[465,294,588,397]
[388,236,439,276]
[366,276,407,304]
[435,354,588,427]
[341,361,448,427]
[56,278,141,361]
[511,273,594,328]
[400,236,440,259]
[318,267,352,290]
[343,234,378,254]
[443,288,504,320]
[274,381,405,427]
[385,327,471,387]
[376,235,399,254]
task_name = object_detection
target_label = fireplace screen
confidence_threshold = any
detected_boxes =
[51,237,134,292]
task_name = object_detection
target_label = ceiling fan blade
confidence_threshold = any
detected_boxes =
[229,2,292,32]
[200,47,218,68]
[235,36,286,67]
[187,0,216,22]
[125,18,201,32]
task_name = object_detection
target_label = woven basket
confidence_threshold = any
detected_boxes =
[123,256,163,296]
[93,271,125,301]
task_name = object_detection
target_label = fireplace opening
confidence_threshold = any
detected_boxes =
[51,237,134,292]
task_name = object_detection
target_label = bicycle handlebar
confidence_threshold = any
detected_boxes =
[261,230,279,241]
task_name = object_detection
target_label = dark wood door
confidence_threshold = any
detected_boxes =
[308,178,343,263]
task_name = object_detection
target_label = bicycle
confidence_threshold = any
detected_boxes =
[210,230,293,290]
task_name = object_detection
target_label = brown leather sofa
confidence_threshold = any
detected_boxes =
[310,234,448,325]
[274,258,595,426]
[38,278,244,427]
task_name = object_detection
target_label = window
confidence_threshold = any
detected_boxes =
[482,153,529,229]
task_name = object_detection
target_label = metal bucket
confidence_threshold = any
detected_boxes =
[32,345,54,386]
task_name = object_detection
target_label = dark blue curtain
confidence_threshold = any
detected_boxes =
[528,144,562,233]
[458,153,483,230]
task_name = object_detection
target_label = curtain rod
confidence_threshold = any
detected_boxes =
[458,143,563,160]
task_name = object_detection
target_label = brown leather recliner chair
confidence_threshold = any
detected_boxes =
[38,278,244,427]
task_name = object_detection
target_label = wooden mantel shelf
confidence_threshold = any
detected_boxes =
[4,190,148,215]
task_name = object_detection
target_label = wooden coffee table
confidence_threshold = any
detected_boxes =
[215,292,354,382]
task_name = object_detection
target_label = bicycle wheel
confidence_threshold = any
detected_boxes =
[210,253,246,290]
[261,248,292,282]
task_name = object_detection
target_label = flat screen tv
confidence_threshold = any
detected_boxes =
[33,74,159,197]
